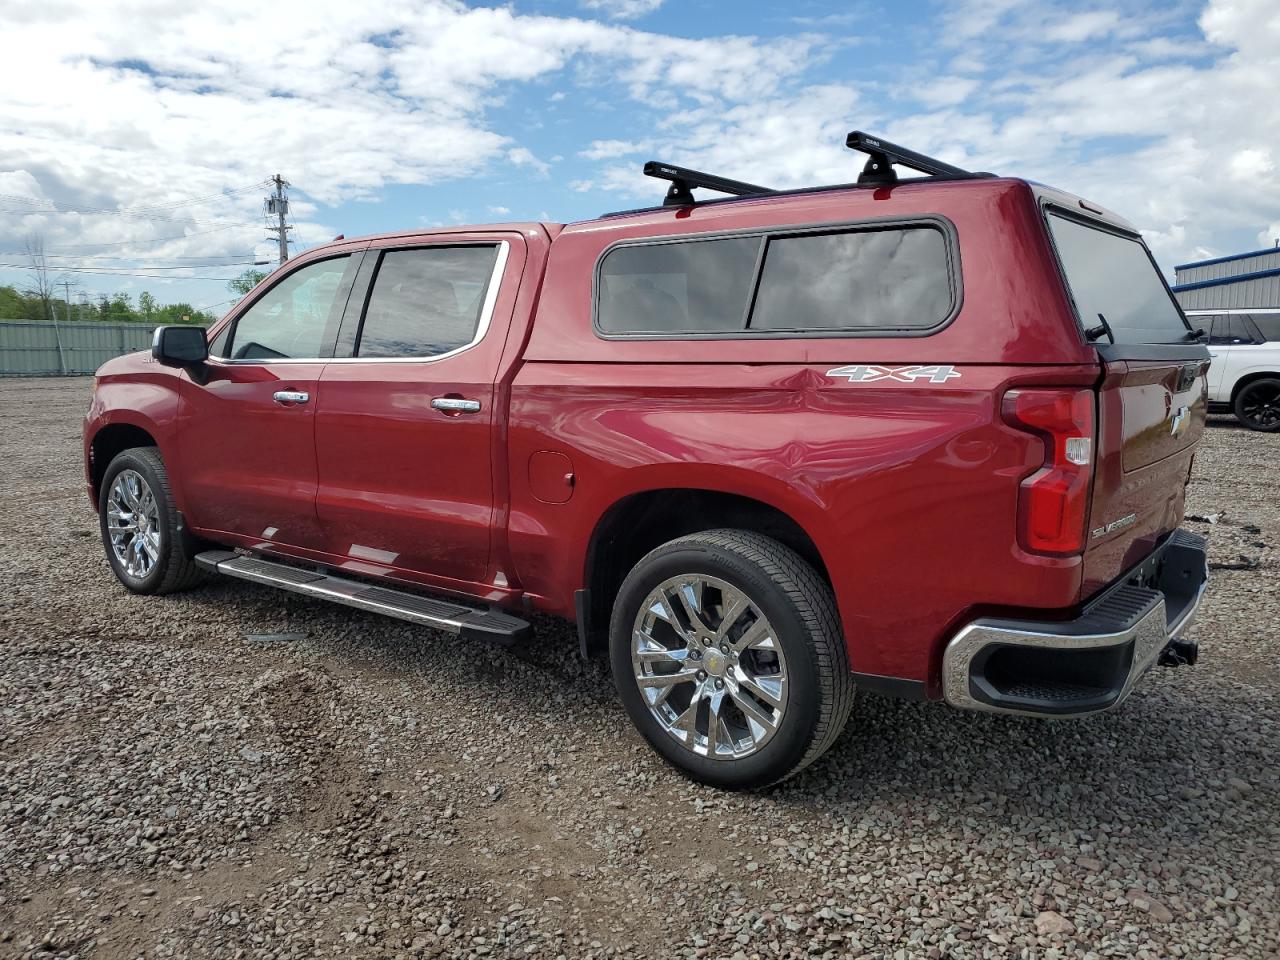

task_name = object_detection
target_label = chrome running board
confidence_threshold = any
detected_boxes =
[194,550,531,645]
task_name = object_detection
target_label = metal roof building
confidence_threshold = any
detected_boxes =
[1172,246,1280,310]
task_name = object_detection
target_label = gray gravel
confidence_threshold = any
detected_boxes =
[1,376,1277,959]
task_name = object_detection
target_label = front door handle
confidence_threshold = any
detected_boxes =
[273,390,310,405]
[431,397,481,414]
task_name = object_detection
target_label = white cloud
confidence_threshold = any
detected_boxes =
[507,147,551,177]
[487,205,511,216]
[1044,10,1121,42]
[579,139,648,160]
[2,0,1277,300]
[580,0,665,21]
[0,0,813,290]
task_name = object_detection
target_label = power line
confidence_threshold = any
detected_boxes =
[0,181,269,223]
[0,262,258,281]
[0,205,259,226]
[196,295,241,312]
[38,224,255,250]
[99,181,271,212]
[0,250,259,262]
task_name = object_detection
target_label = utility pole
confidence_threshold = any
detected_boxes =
[62,280,73,322]
[265,174,292,266]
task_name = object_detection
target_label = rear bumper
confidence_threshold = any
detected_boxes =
[942,529,1208,717]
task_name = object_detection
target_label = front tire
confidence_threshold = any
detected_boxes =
[99,447,203,595]
[1234,378,1280,432]
[609,529,853,789]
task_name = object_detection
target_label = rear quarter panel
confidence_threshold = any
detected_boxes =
[508,362,1097,687]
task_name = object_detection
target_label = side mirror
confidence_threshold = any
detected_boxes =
[152,325,208,367]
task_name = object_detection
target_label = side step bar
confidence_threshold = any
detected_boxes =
[195,551,531,646]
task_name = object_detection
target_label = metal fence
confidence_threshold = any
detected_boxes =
[0,320,162,376]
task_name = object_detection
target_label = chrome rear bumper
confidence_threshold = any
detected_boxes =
[942,529,1208,718]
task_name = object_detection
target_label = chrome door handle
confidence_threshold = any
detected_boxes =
[431,397,481,414]
[273,390,309,404]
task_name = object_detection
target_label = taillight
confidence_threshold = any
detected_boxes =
[1002,388,1095,555]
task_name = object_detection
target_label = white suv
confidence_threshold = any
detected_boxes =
[1186,309,1280,431]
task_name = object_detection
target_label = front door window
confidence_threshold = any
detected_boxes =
[222,256,353,361]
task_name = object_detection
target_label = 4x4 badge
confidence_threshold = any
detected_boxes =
[826,364,961,384]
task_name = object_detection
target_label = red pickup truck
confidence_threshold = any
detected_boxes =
[84,133,1210,788]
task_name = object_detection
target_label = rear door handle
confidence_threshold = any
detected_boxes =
[431,397,481,414]
[273,390,310,405]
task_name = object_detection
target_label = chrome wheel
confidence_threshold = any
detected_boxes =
[631,574,788,760]
[106,469,161,580]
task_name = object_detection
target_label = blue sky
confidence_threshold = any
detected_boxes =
[1,0,1277,317]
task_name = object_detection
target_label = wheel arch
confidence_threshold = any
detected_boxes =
[577,486,830,656]
[1230,370,1280,404]
[88,420,160,505]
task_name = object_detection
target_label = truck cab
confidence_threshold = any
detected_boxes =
[85,132,1210,789]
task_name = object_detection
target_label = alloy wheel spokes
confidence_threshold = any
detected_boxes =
[107,469,160,580]
[631,574,789,760]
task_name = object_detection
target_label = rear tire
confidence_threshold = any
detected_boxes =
[1234,377,1280,432]
[609,529,853,789]
[98,447,204,595]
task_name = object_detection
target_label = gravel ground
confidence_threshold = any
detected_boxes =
[0,376,1277,960]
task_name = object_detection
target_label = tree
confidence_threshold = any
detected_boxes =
[228,268,267,300]
[0,285,33,319]
[23,236,55,321]
[108,292,134,322]
[138,291,157,321]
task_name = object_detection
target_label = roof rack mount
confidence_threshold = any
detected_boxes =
[642,161,774,208]
[846,131,990,185]
[637,130,995,211]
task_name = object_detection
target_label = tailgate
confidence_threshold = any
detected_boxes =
[1082,352,1209,598]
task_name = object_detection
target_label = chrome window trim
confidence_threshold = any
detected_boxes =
[208,241,510,366]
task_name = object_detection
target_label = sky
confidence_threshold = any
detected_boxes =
[1,0,1278,318]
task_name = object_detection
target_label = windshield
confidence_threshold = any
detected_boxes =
[1046,212,1189,345]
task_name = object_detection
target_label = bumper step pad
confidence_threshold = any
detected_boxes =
[941,527,1209,717]
[195,550,531,645]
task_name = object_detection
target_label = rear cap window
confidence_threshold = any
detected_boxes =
[596,219,957,338]
[1046,210,1191,345]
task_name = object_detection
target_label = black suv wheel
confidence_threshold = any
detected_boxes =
[1234,378,1280,432]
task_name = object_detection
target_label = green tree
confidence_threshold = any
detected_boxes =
[229,268,267,300]
[108,292,135,322]
[0,285,42,319]
[138,291,157,321]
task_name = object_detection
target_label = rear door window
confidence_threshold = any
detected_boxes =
[1211,315,1259,345]
[355,245,500,358]
[1245,314,1280,342]
[1046,212,1189,345]
[596,222,955,337]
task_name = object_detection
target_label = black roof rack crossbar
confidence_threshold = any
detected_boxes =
[643,161,774,207]
[846,131,989,185]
